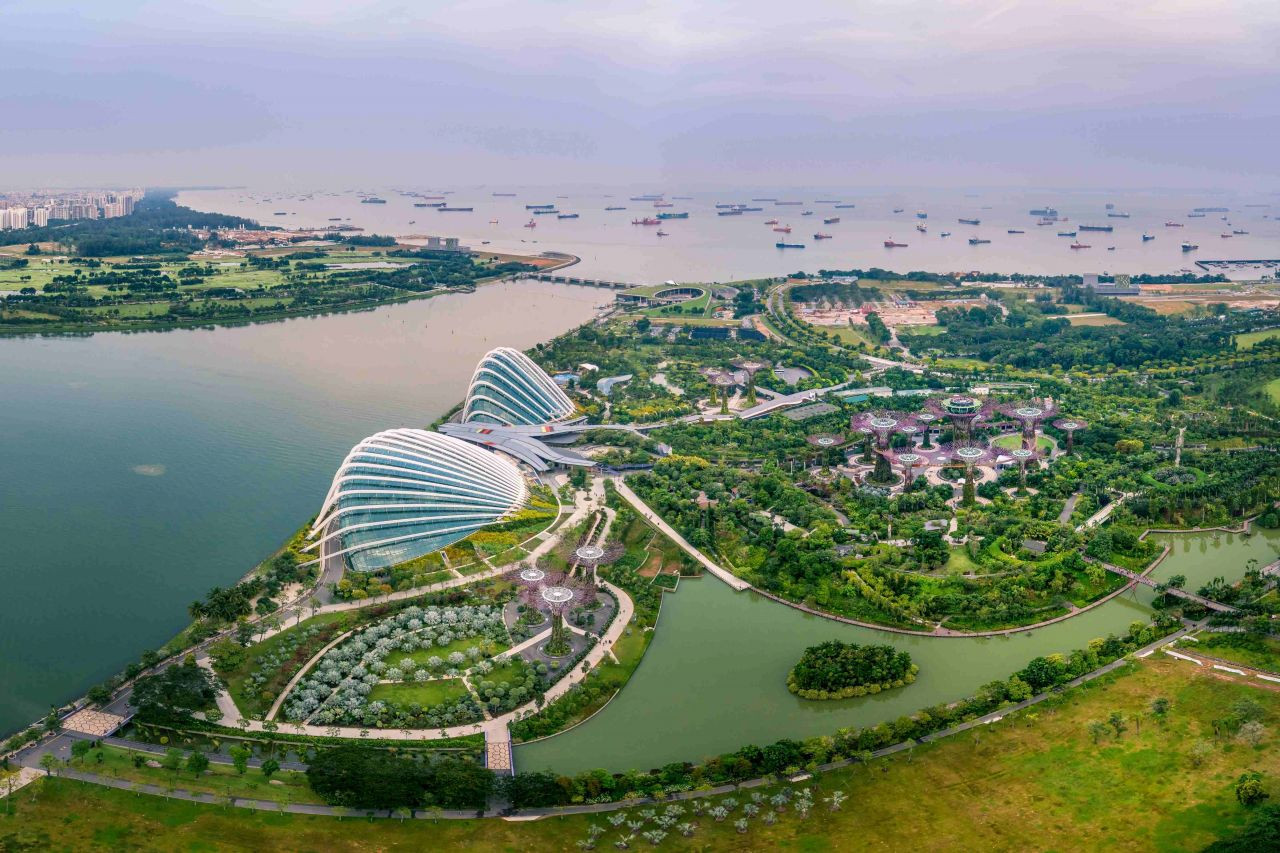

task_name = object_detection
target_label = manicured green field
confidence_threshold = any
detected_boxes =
[1237,328,1280,349]
[1266,377,1280,405]
[2,660,1273,850]
[367,678,470,707]
[992,433,1055,452]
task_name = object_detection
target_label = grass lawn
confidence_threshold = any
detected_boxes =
[1067,313,1127,326]
[367,678,470,708]
[1237,328,1280,349]
[381,636,507,672]
[6,659,1275,850]
[815,323,873,347]
[992,433,1055,452]
[480,659,528,687]
[66,743,323,805]
[944,545,983,574]
[1191,631,1280,673]
[1266,377,1280,405]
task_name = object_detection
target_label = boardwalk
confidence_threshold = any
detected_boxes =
[1095,559,1240,613]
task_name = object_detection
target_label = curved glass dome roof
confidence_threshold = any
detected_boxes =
[462,346,575,427]
[308,429,528,572]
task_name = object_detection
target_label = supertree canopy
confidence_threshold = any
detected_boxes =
[926,395,992,441]
[998,398,1060,449]
[513,568,597,656]
[733,359,769,405]
[881,447,933,484]
[935,441,995,506]
[914,412,939,449]
[1004,445,1044,491]
[1053,417,1088,453]
[851,411,917,483]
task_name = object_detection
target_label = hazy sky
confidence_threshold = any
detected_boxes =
[2,0,1277,190]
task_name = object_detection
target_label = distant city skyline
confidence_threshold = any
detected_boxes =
[2,0,1277,190]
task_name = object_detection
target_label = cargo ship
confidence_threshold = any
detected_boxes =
[1142,234,1155,241]
[916,211,928,219]
[492,192,516,197]
[815,200,842,203]
[1069,242,1090,249]
[773,225,792,233]
[776,201,803,206]
[1187,212,1206,218]
[360,197,386,204]
[526,204,555,209]
[959,218,980,225]
[741,207,764,212]
[656,230,669,237]
[630,195,663,201]
[916,224,927,233]
[717,210,743,216]
[715,204,742,209]
[801,210,814,216]
[653,202,673,208]
[764,218,779,225]
[533,209,559,215]
[413,203,432,207]
[939,231,951,237]
[1181,242,1198,251]
[752,198,777,202]
[557,213,579,219]
[632,217,660,225]
[1165,221,1184,227]
[1037,218,1055,226]
[775,241,805,249]
[884,239,908,247]
[834,203,857,208]
[1078,224,1113,232]
[1194,207,1229,213]
[657,212,689,219]
[1007,229,1024,234]
[893,208,905,213]
[1107,212,1130,218]
[1058,231,1077,237]
[823,216,840,224]
[813,233,832,240]
[1029,207,1059,217]
[605,206,626,211]
[1233,229,1248,235]
[1220,233,1233,238]
[969,237,991,245]
[438,206,473,211]
[273,211,287,215]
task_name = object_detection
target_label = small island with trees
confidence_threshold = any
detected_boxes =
[787,640,918,699]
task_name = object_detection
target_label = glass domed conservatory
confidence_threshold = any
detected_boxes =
[462,347,576,427]
[306,428,528,572]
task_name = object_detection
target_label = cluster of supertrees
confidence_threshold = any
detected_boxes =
[846,394,1086,504]
[732,358,770,406]
[512,566,597,657]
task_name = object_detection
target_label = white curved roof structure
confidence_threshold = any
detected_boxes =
[306,428,527,572]
[462,346,576,427]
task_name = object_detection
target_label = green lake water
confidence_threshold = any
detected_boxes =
[516,528,1280,774]
[0,282,603,737]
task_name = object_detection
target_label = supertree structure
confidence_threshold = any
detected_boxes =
[881,446,932,485]
[806,432,846,448]
[732,358,770,406]
[514,568,596,657]
[998,398,1059,450]
[711,373,737,414]
[926,394,993,443]
[851,411,919,484]
[562,538,625,573]
[913,412,939,449]
[1052,417,1087,454]
[935,441,996,506]
[1004,445,1044,493]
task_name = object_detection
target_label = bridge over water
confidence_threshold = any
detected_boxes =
[1094,558,1241,613]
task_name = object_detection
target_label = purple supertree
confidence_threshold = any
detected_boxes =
[881,447,933,485]
[913,412,939,449]
[935,441,995,506]
[513,568,596,656]
[1002,445,1044,492]
[926,394,993,443]
[998,398,1060,450]
[1052,417,1087,454]
[850,411,916,483]
[732,358,770,405]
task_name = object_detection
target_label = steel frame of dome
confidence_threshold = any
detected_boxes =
[306,428,528,572]
[461,346,576,427]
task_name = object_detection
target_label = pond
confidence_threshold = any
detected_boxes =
[515,527,1279,774]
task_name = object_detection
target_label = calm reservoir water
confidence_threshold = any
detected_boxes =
[516,528,1280,774]
[0,281,602,736]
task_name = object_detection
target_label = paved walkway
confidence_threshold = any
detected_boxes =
[610,477,751,591]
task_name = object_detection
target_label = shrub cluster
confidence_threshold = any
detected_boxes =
[787,641,917,700]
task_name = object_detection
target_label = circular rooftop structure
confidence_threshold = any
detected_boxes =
[869,416,898,430]
[541,586,575,605]
[956,446,986,461]
[1014,406,1045,419]
[1011,448,1036,459]
[574,545,606,562]
[944,396,980,416]
[519,567,546,583]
